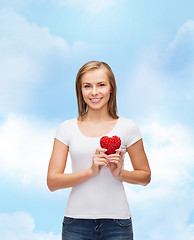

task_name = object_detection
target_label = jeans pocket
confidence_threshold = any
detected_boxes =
[63,217,76,225]
[114,218,132,228]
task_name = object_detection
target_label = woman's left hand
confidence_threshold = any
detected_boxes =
[109,149,125,179]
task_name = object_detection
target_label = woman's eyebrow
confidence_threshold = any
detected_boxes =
[98,81,106,84]
[82,82,91,85]
[82,80,107,85]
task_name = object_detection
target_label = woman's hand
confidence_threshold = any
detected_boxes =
[109,149,125,179]
[90,148,110,177]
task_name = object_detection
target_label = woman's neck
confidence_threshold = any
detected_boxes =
[81,108,113,122]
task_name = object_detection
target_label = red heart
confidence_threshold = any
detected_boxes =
[100,135,121,155]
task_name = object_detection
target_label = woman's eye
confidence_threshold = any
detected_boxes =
[84,85,91,88]
[99,83,105,87]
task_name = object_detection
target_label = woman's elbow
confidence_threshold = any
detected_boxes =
[47,175,57,192]
[141,172,151,186]
[142,171,151,186]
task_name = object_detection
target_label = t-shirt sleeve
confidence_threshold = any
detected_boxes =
[54,120,71,146]
[125,120,142,148]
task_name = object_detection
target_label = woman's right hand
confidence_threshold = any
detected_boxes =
[90,148,109,177]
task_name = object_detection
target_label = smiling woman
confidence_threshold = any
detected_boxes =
[47,61,151,240]
[81,69,112,113]
[75,61,118,120]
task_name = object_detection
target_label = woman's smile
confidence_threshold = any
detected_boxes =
[89,97,103,103]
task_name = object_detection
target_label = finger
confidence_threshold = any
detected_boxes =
[109,157,122,162]
[94,160,109,167]
[116,149,125,156]
[95,148,107,154]
[94,158,110,166]
[108,153,120,158]
[109,159,123,166]
[108,155,122,161]
[110,159,120,164]
[96,153,108,159]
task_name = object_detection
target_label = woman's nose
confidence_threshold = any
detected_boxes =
[91,86,98,95]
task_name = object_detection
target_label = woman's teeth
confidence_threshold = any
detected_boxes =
[90,98,102,103]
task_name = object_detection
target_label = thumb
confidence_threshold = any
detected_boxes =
[95,147,107,155]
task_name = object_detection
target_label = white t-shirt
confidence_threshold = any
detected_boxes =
[55,117,142,219]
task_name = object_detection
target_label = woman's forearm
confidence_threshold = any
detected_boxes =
[47,168,94,192]
[118,169,151,186]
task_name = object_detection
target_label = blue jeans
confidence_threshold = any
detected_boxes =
[62,217,133,240]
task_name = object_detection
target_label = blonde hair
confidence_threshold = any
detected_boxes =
[75,61,119,120]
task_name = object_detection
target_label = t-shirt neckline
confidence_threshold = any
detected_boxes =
[75,117,120,139]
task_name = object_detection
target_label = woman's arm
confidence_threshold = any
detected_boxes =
[120,139,151,186]
[47,139,109,192]
[110,139,151,186]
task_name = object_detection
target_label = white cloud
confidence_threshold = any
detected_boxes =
[165,20,194,80]
[53,0,120,13]
[168,20,194,54]
[125,51,167,107]
[0,9,69,60]
[0,9,67,114]
[0,114,72,188]
[144,122,194,182]
[0,9,95,115]
[124,20,194,114]
[123,121,194,240]
[0,212,60,240]
[0,56,42,113]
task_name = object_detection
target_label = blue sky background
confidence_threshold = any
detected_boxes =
[0,1,194,239]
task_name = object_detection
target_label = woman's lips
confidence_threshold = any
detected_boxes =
[89,98,102,103]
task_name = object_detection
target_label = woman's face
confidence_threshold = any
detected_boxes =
[81,69,111,112]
